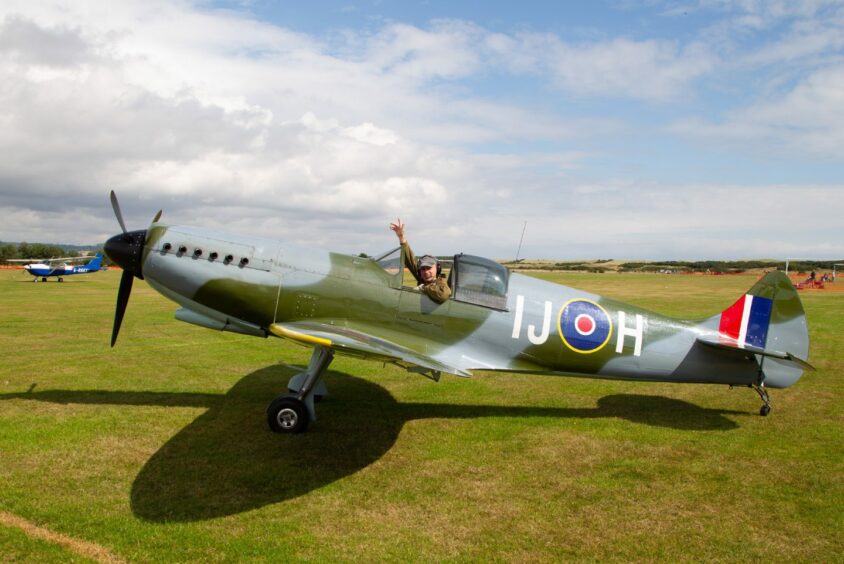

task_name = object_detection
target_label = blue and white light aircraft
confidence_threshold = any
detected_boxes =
[10,253,107,282]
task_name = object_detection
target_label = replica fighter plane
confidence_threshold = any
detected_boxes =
[10,253,106,282]
[104,192,812,434]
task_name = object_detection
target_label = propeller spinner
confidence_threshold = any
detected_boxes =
[103,191,161,346]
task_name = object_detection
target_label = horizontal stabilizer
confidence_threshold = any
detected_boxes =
[696,334,815,371]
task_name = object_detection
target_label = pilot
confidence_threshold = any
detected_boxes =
[390,218,451,304]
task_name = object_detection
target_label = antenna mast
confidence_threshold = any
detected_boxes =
[515,221,527,261]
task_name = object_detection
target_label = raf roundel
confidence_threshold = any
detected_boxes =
[558,299,613,354]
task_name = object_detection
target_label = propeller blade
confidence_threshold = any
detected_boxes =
[110,270,134,347]
[152,209,162,223]
[110,190,128,234]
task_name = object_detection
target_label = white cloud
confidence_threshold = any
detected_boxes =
[465,182,844,260]
[478,28,718,102]
[0,0,840,261]
[363,20,484,81]
[671,64,844,158]
[0,14,92,66]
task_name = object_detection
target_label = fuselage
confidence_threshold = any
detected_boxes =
[24,255,104,278]
[25,264,97,276]
[140,223,765,388]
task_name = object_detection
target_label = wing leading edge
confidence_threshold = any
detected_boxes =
[269,321,473,378]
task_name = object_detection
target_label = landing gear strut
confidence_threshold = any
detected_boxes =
[267,345,334,434]
[752,383,771,416]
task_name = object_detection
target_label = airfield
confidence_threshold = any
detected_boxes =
[1,268,842,561]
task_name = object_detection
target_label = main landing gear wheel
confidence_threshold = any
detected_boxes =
[268,345,333,434]
[759,405,771,417]
[267,395,309,434]
[41,277,47,282]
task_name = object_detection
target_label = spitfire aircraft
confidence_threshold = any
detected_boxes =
[104,192,812,434]
[9,253,106,282]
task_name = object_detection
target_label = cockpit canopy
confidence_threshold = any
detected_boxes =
[372,248,510,310]
[449,253,509,310]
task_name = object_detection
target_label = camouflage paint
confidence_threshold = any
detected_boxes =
[137,222,810,390]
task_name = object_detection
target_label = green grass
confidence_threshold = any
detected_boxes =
[0,523,91,563]
[1,269,842,561]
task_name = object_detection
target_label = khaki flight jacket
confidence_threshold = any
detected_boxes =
[401,242,452,304]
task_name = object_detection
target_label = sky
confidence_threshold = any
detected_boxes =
[0,0,843,260]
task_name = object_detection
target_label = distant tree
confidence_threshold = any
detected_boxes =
[94,246,113,266]
[17,242,30,258]
[0,243,18,262]
[16,242,67,259]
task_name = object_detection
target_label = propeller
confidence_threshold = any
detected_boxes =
[104,191,161,346]
[110,190,128,234]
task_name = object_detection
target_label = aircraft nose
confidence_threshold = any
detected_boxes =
[104,229,147,279]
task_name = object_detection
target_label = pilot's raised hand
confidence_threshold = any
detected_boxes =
[389,218,406,244]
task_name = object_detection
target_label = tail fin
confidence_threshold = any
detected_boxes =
[697,271,812,388]
[86,253,104,270]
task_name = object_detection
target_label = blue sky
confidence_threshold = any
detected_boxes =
[0,1,842,259]
[238,1,720,39]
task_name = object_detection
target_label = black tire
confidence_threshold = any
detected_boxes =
[760,405,771,417]
[267,395,309,433]
[42,277,47,282]
[58,277,63,282]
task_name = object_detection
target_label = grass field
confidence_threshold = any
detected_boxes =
[1,268,842,562]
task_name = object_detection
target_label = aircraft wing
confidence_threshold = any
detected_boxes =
[6,256,89,263]
[269,321,472,378]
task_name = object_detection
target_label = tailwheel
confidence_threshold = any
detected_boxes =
[267,395,309,434]
[752,383,772,417]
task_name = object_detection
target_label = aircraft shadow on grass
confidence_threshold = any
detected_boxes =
[2,366,743,522]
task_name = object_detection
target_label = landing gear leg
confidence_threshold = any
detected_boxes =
[288,371,327,402]
[752,383,771,416]
[267,345,334,434]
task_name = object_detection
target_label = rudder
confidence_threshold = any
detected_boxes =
[723,271,810,388]
[86,253,104,270]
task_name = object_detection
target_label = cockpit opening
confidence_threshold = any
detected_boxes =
[370,247,509,310]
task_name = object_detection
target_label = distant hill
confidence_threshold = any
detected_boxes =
[499,258,844,274]
[57,243,104,252]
